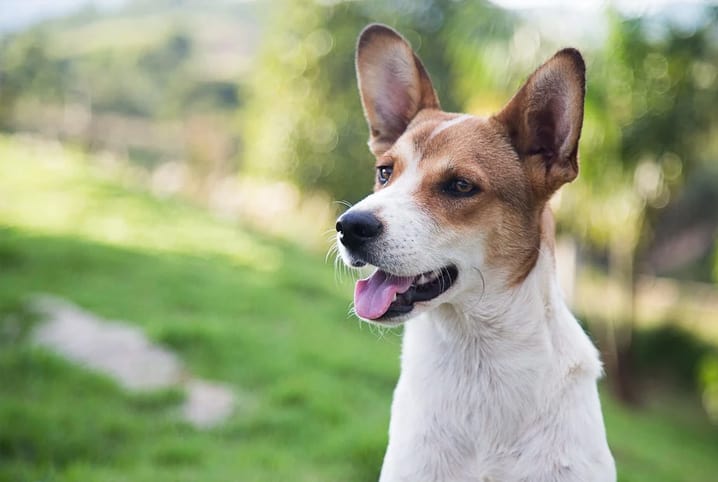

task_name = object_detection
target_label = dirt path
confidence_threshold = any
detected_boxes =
[30,295,235,429]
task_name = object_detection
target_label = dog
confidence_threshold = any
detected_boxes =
[335,24,615,482]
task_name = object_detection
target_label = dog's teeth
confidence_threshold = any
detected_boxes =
[392,293,398,302]
[415,272,438,285]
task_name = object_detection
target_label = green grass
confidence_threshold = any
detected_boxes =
[0,227,394,482]
[0,134,717,481]
[603,390,718,482]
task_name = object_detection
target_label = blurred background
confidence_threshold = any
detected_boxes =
[1,0,717,480]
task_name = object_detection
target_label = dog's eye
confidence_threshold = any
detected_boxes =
[377,166,393,185]
[445,178,478,197]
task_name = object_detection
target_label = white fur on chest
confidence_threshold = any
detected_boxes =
[378,253,615,482]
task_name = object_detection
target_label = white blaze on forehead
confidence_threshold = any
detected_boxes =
[393,135,420,170]
[427,114,473,143]
[389,137,421,195]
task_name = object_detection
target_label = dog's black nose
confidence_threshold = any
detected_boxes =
[336,211,383,249]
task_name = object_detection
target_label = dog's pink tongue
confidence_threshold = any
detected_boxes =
[354,270,414,320]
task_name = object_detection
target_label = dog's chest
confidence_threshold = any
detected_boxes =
[383,315,555,480]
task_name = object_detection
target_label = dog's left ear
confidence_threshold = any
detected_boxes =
[356,24,440,156]
[495,48,585,197]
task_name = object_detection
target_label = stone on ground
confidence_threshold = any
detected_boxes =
[30,295,235,428]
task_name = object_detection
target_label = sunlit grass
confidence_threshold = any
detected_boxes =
[0,135,283,272]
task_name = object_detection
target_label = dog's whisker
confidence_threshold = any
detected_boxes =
[347,302,358,320]
[340,260,351,284]
[325,243,338,264]
[335,254,346,280]
[349,264,362,282]
[370,323,389,341]
[334,200,354,209]
[439,266,448,293]
[477,268,486,303]
[334,253,346,284]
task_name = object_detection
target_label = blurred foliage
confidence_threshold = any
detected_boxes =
[564,8,718,259]
[701,352,718,421]
[0,0,255,177]
[0,23,236,121]
[241,0,513,203]
[633,324,716,390]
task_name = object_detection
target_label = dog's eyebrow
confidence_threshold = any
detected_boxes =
[427,115,472,144]
[437,160,488,184]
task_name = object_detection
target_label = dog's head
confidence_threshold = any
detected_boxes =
[336,24,585,325]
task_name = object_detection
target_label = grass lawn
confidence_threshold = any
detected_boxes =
[1,134,717,481]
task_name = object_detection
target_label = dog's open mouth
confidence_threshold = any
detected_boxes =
[354,266,458,320]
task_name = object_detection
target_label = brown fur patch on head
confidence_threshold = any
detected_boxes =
[410,113,545,285]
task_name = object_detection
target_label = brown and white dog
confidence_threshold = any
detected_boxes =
[335,24,615,481]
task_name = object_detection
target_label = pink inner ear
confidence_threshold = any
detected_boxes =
[357,27,439,150]
[547,94,574,157]
[374,79,413,137]
[553,97,568,136]
[528,88,575,159]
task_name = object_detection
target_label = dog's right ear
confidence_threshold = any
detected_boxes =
[356,24,440,156]
[495,49,586,198]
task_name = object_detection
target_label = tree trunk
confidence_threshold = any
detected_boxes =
[604,239,641,405]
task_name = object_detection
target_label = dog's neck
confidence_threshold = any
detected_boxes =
[398,242,602,427]
[422,243,557,343]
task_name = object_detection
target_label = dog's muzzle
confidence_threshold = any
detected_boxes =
[336,210,458,321]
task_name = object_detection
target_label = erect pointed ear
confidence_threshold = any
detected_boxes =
[356,24,440,156]
[495,48,586,197]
